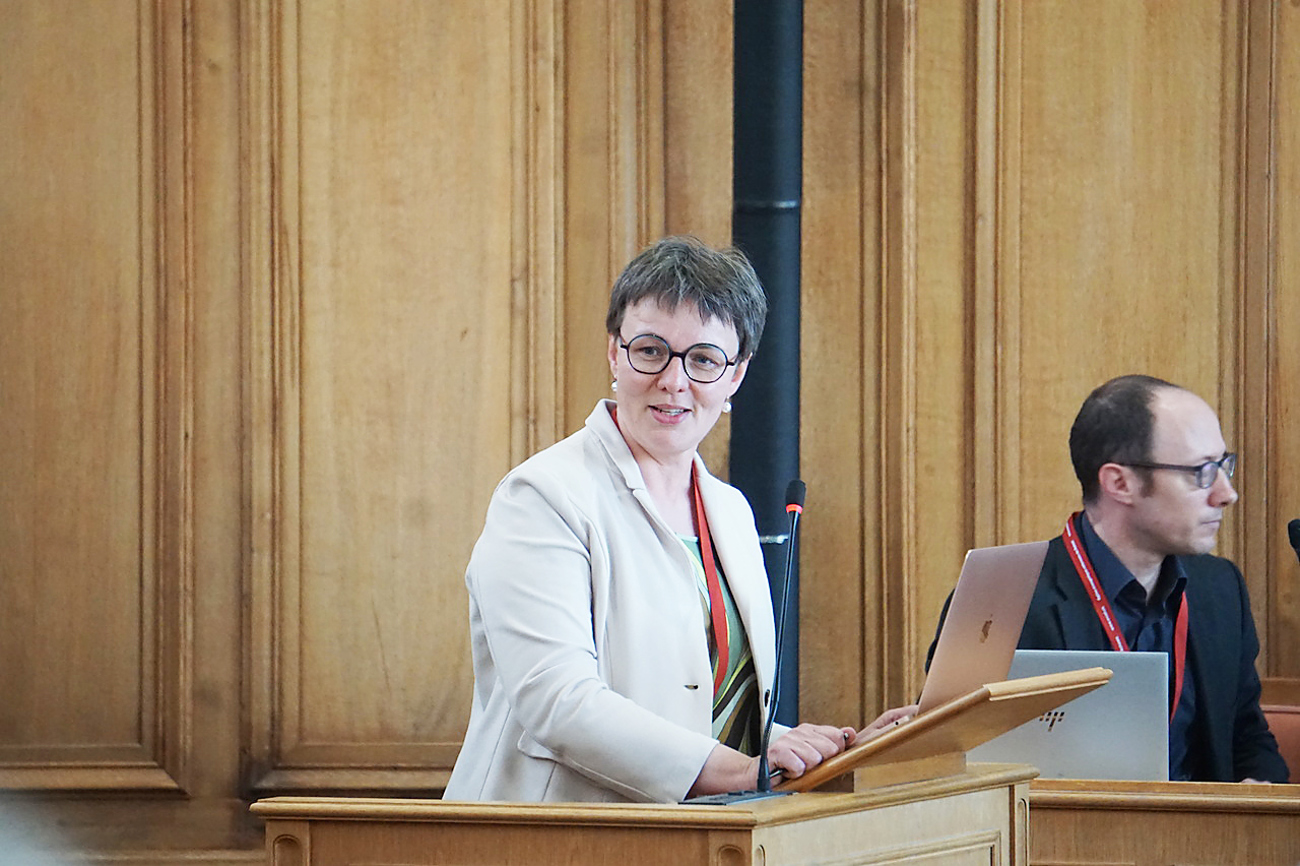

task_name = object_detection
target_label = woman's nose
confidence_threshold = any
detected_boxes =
[656,356,692,390]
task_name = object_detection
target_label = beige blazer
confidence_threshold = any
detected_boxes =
[443,401,780,803]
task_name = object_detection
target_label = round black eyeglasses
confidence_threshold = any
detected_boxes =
[1120,452,1237,489]
[618,333,738,384]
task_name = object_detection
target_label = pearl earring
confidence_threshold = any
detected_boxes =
[722,400,732,414]
[611,380,618,392]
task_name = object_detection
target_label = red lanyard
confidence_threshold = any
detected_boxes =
[1062,513,1187,723]
[691,466,729,693]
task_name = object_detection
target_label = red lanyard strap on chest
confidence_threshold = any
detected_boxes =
[692,466,729,694]
[1062,513,1187,724]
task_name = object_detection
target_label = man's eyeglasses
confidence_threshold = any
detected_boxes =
[617,333,738,384]
[1120,453,1237,489]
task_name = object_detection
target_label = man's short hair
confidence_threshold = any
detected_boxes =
[1069,374,1181,503]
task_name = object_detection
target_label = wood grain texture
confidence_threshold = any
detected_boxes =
[244,0,531,793]
[0,0,190,793]
[1030,778,1300,865]
[252,767,1032,866]
[4,1,1300,862]
[663,0,734,475]
[240,0,711,795]
[801,0,876,731]
[1265,0,1300,675]
[850,0,1296,703]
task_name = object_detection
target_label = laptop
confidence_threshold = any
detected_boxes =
[917,540,1049,714]
[968,649,1169,781]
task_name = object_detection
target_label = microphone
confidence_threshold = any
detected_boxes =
[756,480,805,792]
[683,480,804,805]
[1289,519,1300,566]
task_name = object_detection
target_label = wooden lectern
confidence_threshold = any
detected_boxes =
[251,670,1108,865]
[780,667,1112,792]
[252,764,1034,866]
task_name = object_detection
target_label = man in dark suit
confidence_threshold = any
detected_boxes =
[929,374,1287,782]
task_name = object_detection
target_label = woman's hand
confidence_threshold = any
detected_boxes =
[689,709,919,796]
[689,723,856,795]
[855,704,919,742]
[765,723,858,780]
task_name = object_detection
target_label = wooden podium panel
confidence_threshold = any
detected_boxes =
[1029,779,1300,866]
[252,764,1035,866]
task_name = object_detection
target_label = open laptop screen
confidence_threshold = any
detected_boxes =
[917,540,1049,714]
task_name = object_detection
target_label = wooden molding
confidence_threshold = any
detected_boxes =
[241,0,294,794]
[879,0,920,706]
[512,0,563,460]
[1237,0,1280,665]
[0,0,194,795]
[975,0,1025,548]
[153,0,198,796]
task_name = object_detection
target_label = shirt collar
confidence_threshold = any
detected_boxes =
[1077,511,1187,608]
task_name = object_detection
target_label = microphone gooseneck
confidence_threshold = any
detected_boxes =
[682,480,805,805]
[756,479,806,792]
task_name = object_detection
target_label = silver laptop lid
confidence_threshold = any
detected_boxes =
[917,540,1049,714]
[968,649,1169,781]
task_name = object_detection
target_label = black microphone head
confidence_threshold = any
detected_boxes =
[1289,519,1300,552]
[785,479,806,509]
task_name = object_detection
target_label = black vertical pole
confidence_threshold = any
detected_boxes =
[731,0,802,726]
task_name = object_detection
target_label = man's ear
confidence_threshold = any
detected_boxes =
[1097,463,1139,504]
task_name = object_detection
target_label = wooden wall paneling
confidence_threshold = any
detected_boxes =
[1238,0,1279,669]
[878,0,921,709]
[244,0,309,795]
[187,0,261,844]
[662,0,733,474]
[2,0,265,857]
[906,0,981,700]
[661,0,732,251]
[978,0,1022,550]
[866,0,1286,699]
[989,0,1295,674]
[244,0,527,794]
[559,0,616,433]
[801,0,875,729]
[1012,0,1243,546]
[512,0,563,460]
[1225,0,1273,661]
[1269,0,1300,676]
[623,2,666,257]
[154,0,198,797]
[561,0,668,436]
[242,0,281,801]
[0,0,189,794]
[243,0,677,796]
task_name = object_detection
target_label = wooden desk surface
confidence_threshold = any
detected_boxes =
[252,762,1036,826]
[1029,778,1300,866]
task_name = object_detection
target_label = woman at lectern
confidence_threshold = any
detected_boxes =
[443,236,912,803]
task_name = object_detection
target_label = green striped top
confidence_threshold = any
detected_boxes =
[679,535,762,755]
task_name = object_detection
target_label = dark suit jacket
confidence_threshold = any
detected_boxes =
[926,535,1288,783]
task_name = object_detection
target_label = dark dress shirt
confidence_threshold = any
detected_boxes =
[1077,513,1196,779]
